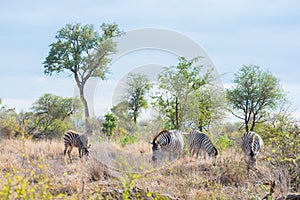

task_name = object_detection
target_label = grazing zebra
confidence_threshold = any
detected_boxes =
[187,130,218,159]
[150,130,184,162]
[242,131,263,169]
[63,130,91,162]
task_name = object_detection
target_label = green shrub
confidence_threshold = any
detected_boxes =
[120,134,138,146]
[215,134,233,154]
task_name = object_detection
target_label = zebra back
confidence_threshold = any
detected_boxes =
[64,130,89,149]
[187,130,218,157]
[242,131,263,167]
[151,130,184,161]
[242,131,263,157]
[152,130,184,151]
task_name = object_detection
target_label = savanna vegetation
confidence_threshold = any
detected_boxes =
[0,22,299,199]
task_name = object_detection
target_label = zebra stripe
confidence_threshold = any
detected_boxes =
[151,130,184,162]
[242,131,263,168]
[63,130,91,162]
[187,130,218,159]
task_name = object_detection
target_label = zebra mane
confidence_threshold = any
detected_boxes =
[153,130,170,143]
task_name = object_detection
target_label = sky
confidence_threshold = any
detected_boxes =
[0,0,300,119]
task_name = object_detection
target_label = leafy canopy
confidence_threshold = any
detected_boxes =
[152,57,214,130]
[43,22,123,80]
[43,22,123,134]
[102,112,118,137]
[124,73,151,124]
[30,93,79,138]
[227,64,284,132]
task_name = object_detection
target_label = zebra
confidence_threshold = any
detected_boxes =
[187,130,218,159]
[63,130,91,162]
[242,131,263,169]
[150,130,184,162]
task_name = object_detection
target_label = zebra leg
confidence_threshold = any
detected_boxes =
[78,148,82,159]
[63,145,69,163]
[67,146,73,163]
[63,145,68,157]
[196,149,200,160]
[191,148,197,159]
[189,148,193,161]
[168,152,173,161]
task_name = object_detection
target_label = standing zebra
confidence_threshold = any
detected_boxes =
[63,130,91,162]
[187,130,218,159]
[150,130,184,162]
[242,131,263,169]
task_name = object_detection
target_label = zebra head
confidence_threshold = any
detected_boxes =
[150,140,161,162]
[83,144,91,159]
[208,146,218,158]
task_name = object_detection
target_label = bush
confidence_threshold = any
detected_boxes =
[215,134,233,154]
[120,134,138,146]
[0,107,19,139]
[256,110,300,193]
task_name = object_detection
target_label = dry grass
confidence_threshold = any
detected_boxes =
[0,138,297,199]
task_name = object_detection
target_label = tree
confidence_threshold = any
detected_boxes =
[102,112,118,138]
[123,73,151,124]
[111,101,134,133]
[152,57,215,130]
[189,87,214,131]
[255,102,300,192]
[0,105,19,139]
[43,22,123,135]
[30,93,79,138]
[226,64,285,132]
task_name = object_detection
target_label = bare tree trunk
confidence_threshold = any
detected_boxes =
[250,113,256,131]
[78,83,92,135]
[74,72,92,135]
[245,114,249,133]
[133,107,138,125]
[175,97,179,129]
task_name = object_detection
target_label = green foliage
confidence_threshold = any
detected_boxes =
[100,22,124,41]
[255,104,300,192]
[116,156,145,200]
[122,172,140,200]
[189,85,225,131]
[43,22,124,128]
[102,112,118,137]
[215,134,233,154]
[0,106,19,138]
[119,134,138,146]
[227,64,285,132]
[43,22,123,77]
[124,72,151,124]
[29,93,77,138]
[111,101,136,133]
[31,93,75,120]
[152,56,219,130]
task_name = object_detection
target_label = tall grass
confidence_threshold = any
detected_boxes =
[0,137,296,199]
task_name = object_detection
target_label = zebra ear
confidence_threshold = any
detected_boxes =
[88,144,91,149]
[149,142,153,145]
